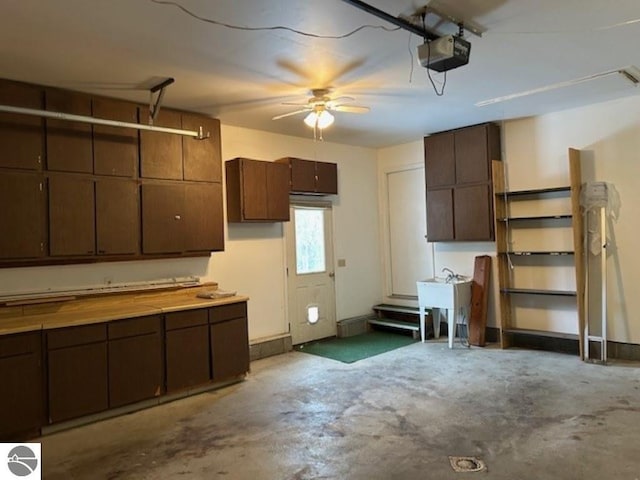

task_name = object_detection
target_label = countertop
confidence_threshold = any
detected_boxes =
[0,286,249,336]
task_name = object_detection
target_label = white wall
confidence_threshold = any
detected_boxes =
[0,125,383,344]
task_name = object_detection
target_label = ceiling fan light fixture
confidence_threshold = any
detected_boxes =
[304,110,335,129]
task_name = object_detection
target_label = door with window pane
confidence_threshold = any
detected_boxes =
[286,205,337,345]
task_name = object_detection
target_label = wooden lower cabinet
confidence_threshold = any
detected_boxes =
[209,303,249,382]
[46,324,108,424]
[165,309,210,392]
[0,332,43,440]
[108,315,163,408]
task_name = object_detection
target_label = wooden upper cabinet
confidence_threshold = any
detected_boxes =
[0,80,44,170]
[426,188,454,242]
[277,157,338,195]
[424,132,455,188]
[454,123,500,184]
[139,108,183,180]
[315,161,338,194]
[0,172,46,260]
[93,98,138,177]
[182,114,221,182]
[96,178,139,255]
[424,123,501,242]
[141,183,185,254]
[226,158,290,222]
[45,89,93,173]
[454,184,493,241]
[183,183,224,252]
[49,175,95,256]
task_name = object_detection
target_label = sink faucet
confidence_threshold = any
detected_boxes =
[442,267,456,283]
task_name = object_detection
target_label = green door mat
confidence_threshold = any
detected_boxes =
[294,331,417,364]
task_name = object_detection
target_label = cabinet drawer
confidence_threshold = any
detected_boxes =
[209,302,246,324]
[165,309,208,331]
[0,332,41,358]
[47,324,107,350]
[108,315,161,339]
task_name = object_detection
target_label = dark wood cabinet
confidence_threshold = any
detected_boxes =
[0,77,225,267]
[93,98,138,177]
[209,303,249,382]
[426,188,454,242]
[0,80,44,171]
[139,108,183,180]
[46,324,108,424]
[96,178,139,255]
[48,175,95,256]
[0,332,43,440]
[0,172,46,260]
[454,184,493,240]
[276,157,338,195]
[108,315,163,408]
[226,158,290,222]
[45,89,93,173]
[141,183,185,254]
[424,123,500,241]
[165,309,210,392]
[182,114,221,182]
[183,182,224,252]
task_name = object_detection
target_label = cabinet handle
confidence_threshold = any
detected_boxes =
[174,214,181,220]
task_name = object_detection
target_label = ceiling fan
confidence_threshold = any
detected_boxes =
[272,88,370,139]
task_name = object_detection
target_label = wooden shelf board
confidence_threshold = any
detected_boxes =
[495,186,571,198]
[503,327,578,341]
[501,288,577,297]
[498,214,572,221]
[503,251,574,256]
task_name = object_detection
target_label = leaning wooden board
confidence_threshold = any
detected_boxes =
[468,255,491,346]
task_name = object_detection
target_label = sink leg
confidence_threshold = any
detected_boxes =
[432,308,441,339]
[419,308,426,343]
[448,308,455,349]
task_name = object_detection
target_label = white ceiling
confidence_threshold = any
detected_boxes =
[2,0,640,147]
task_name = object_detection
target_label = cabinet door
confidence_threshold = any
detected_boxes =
[93,98,138,177]
[183,183,224,252]
[0,332,43,440]
[426,188,454,241]
[266,162,290,221]
[454,124,489,184]
[139,108,183,180]
[48,342,109,423]
[241,159,268,220]
[108,316,163,408]
[45,89,93,173]
[424,132,455,187]
[96,178,139,255]
[141,183,185,254]
[454,184,493,241]
[289,158,316,192]
[49,176,96,256]
[315,162,338,194]
[166,323,210,392]
[0,173,46,259]
[0,80,44,170]
[47,324,108,424]
[210,317,249,382]
[182,114,221,182]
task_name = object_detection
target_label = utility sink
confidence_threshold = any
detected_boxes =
[416,277,472,348]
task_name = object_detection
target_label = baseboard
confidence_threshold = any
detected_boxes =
[249,334,292,361]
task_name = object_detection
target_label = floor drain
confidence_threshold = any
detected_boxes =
[448,456,487,473]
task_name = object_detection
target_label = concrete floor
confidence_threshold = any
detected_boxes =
[40,341,640,479]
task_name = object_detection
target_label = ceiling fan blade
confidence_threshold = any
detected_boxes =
[328,96,355,105]
[333,105,370,114]
[272,109,310,120]
[281,101,310,106]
